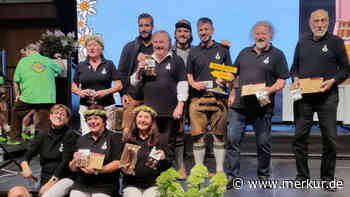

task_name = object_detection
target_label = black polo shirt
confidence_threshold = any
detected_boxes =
[290,32,349,87]
[141,53,186,117]
[72,129,122,195]
[231,44,289,114]
[187,41,232,98]
[73,56,121,106]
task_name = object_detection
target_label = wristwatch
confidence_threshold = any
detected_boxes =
[52,177,58,182]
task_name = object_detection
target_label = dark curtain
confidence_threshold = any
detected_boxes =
[299,0,336,38]
[54,0,77,108]
[55,0,77,34]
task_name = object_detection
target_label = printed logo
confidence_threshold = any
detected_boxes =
[59,143,64,152]
[101,68,107,74]
[215,52,221,60]
[165,63,171,71]
[32,62,46,72]
[263,57,270,64]
[322,44,328,52]
[101,141,107,150]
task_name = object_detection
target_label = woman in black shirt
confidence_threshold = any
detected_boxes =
[72,35,123,135]
[20,104,78,196]
[122,105,172,197]
[69,105,123,197]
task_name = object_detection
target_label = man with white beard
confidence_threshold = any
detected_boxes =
[290,9,349,192]
[225,21,289,189]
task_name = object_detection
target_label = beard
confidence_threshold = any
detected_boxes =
[140,32,152,42]
[178,38,189,45]
[177,38,190,47]
[256,41,267,49]
[312,28,327,38]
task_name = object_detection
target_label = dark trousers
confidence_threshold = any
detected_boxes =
[226,108,272,178]
[156,117,181,160]
[9,100,52,141]
[293,90,338,180]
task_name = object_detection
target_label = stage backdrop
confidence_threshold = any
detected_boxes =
[75,0,300,121]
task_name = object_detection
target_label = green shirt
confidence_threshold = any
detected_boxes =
[14,53,62,104]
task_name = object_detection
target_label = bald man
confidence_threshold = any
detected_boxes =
[8,186,32,197]
[291,9,349,192]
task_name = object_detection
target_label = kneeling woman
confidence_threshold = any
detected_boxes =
[69,105,123,197]
[122,105,172,197]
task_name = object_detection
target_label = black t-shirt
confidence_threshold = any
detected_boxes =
[290,32,349,87]
[24,126,78,179]
[122,133,172,189]
[187,41,232,98]
[73,129,122,194]
[73,56,121,106]
[231,45,289,114]
[141,53,186,117]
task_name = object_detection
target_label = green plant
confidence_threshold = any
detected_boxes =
[156,163,227,197]
[38,29,78,59]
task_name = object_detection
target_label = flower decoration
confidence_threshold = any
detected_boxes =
[38,29,78,59]
[77,0,97,19]
[77,26,94,60]
[76,0,98,61]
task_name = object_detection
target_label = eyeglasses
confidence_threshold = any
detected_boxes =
[52,111,67,117]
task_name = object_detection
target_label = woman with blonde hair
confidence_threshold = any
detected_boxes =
[72,35,123,135]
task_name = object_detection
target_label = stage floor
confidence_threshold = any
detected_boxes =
[0,157,349,197]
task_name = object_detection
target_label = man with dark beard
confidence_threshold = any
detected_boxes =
[118,13,154,137]
[171,19,193,180]
[225,21,289,189]
[291,9,349,192]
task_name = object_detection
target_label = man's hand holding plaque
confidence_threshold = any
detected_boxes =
[209,62,237,95]
[137,53,156,77]
[241,83,271,107]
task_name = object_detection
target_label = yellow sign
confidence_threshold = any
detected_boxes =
[209,62,237,74]
[210,70,233,80]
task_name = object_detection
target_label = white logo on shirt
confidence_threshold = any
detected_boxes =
[101,68,107,75]
[322,44,328,53]
[215,52,221,60]
[263,57,270,64]
[101,141,107,150]
[59,143,64,152]
[165,63,171,71]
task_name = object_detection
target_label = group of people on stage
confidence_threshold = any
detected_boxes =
[6,8,349,197]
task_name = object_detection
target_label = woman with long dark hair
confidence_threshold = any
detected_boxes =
[122,105,172,197]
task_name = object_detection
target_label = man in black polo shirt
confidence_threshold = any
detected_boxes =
[290,9,349,191]
[226,21,289,189]
[130,30,188,170]
[187,17,232,177]
[118,13,154,137]
[171,19,193,180]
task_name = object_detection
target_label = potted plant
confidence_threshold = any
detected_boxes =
[37,29,78,59]
[156,163,227,197]
[36,30,78,77]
